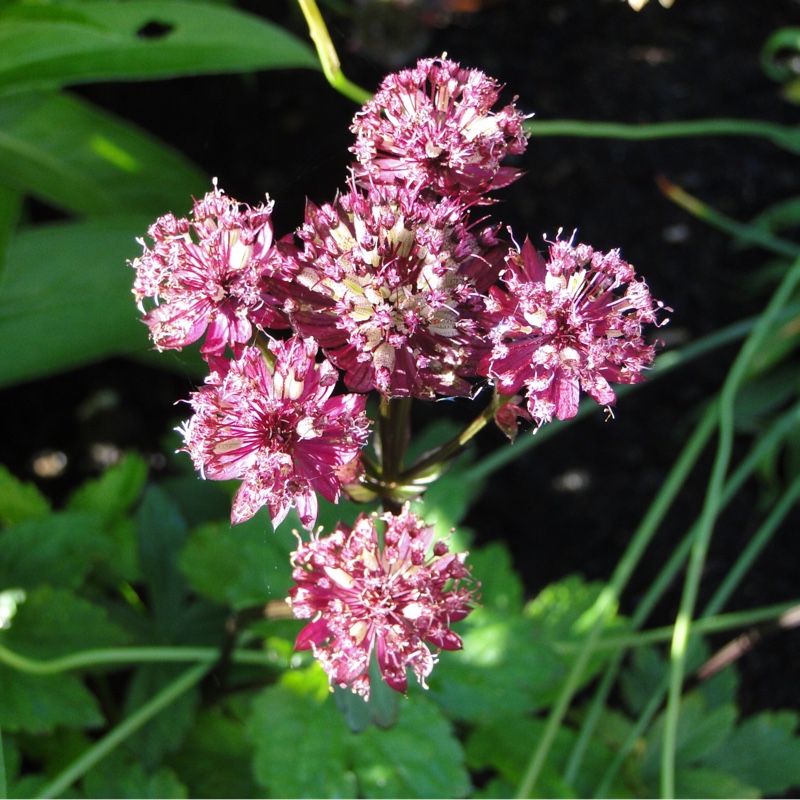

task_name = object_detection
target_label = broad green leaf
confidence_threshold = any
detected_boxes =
[167,706,260,799]
[0,586,130,659]
[0,184,21,283]
[354,696,471,799]
[83,750,188,799]
[702,711,800,795]
[426,616,567,723]
[0,668,103,734]
[67,451,148,523]
[0,91,206,216]
[135,485,189,642]
[0,463,50,527]
[0,0,318,93]
[123,663,199,770]
[0,216,154,387]
[671,767,758,799]
[247,682,358,798]
[0,511,109,591]
[179,508,296,610]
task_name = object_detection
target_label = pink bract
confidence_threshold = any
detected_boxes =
[179,338,370,529]
[351,56,529,203]
[288,507,476,699]
[481,236,667,427]
[131,184,287,357]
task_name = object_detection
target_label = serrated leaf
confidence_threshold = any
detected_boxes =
[0,216,156,387]
[167,706,260,799]
[135,485,189,641]
[642,693,737,777]
[701,711,800,795]
[123,663,199,770]
[67,451,148,522]
[672,767,758,799]
[0,463,50,526]
[426,616,567,723]
[179,507,295,610]
[0,586,130,659]
[0,91,206,217]
[246,683,358,798]
[0,0,317,93]
[354,696,471,799]
[0,668,103,734]
[468,541,523,615]
[83,750,188,799]
[0,510,109,591]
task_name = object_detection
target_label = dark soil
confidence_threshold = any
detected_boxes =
[4,0,800,720]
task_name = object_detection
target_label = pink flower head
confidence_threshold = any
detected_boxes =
[351,56,529,203]
[288,507,476,699]
[179,337,370,529]
[285,182,507,399]
[132,183,286,357]
[481,236,666,427]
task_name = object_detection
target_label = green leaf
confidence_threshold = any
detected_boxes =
[0,91,207,217]
[671,767,758,799]
[0,511,109,591]
[0,586,130,659]
[83,750,188,799]
[0,216,155,387]
[167,706,261,799]
[135,485,189,641]
[468,541,524,616]
[0,0,318,93]
[0,184,22,283]
[179,508,296,610]
[0,463,50,527]
[701,711,800,795]
[641,693,737,779]
[426,616,567,723]
[354,696,471,799]
[67,452,148,523]
[123,664,199,770]
[247,682,358,798]
[0,668,103,734]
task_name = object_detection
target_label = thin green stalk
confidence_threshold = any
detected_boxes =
[564,400,800,788]
[0,644,284,675]
[0,724,6,800]
[296,0,372,104]
[552,601,800,655]
[595,475,800,798]
[661,253,800,798]
[35,661,211,799]
[515,401,718,798]
[526,119,800,153]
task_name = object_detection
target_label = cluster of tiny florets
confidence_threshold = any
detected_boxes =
[131,56,666,699]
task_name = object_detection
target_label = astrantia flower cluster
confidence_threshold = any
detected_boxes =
[288,507,475,699]
[131,55,666,699]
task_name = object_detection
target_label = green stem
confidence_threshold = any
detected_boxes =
[296,0,372,104]
[514,401,718,799]
[0,644,284,675]
[551,601,800,655]
[34,661,211,799]
[661,253,800,798]
[564,400,800,790]
[0,723,6,800]
[526,118,800,153]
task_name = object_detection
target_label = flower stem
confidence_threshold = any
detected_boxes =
[296,0,372,105]
[34,661,211,799]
